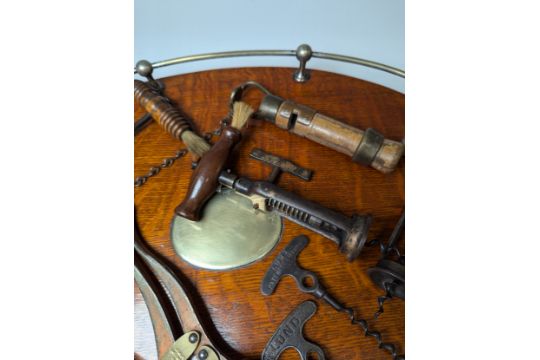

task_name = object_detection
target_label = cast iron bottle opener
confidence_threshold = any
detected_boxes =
[261,301,325,360]
[261,235,405,360]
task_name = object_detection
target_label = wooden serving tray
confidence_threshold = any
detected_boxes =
[135,67,404,360]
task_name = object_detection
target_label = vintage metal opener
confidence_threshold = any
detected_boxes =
[261,235,405,360]
[261,301,325,360]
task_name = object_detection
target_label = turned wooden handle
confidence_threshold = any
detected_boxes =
[134,80,190,140]
[175,126,242,221]
[259,95,404,173]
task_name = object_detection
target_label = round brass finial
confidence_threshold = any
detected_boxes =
[294,44,313,82]
[296,44,313,61]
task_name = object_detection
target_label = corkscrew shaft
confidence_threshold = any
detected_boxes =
[218,171,371,261]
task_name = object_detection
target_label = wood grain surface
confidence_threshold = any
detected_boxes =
[134,67,404,360]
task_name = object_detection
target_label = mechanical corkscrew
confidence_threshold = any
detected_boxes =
[176,145,372,261]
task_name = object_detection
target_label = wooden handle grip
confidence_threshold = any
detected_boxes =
[175,126,242,221]
[261,96,404,173]
[134,80,190,140]
[282,108,403,173]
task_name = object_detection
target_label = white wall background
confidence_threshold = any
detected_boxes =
[135,0,404,93]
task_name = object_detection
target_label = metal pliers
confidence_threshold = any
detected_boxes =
[134,221,232,360]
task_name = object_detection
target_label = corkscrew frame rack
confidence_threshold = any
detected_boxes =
[134,43,406,358]
[134,43,405,83]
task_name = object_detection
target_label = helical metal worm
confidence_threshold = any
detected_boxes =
[374,281,397,319]
[340,306,404,360]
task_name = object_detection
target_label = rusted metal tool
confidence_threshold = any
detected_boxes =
[134,219,237,360]
[249,148,312,182]
[230,81,404,174]
[177,146,371,261]
[261,301,325,360]
[261,235,405,360]
[225,149,371,261]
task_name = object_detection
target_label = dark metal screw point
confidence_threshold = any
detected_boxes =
[198,349,209,359]
[189,333,198,343]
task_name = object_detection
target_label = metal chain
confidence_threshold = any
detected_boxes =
[134,116,229,188]
[134,149,188,187]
